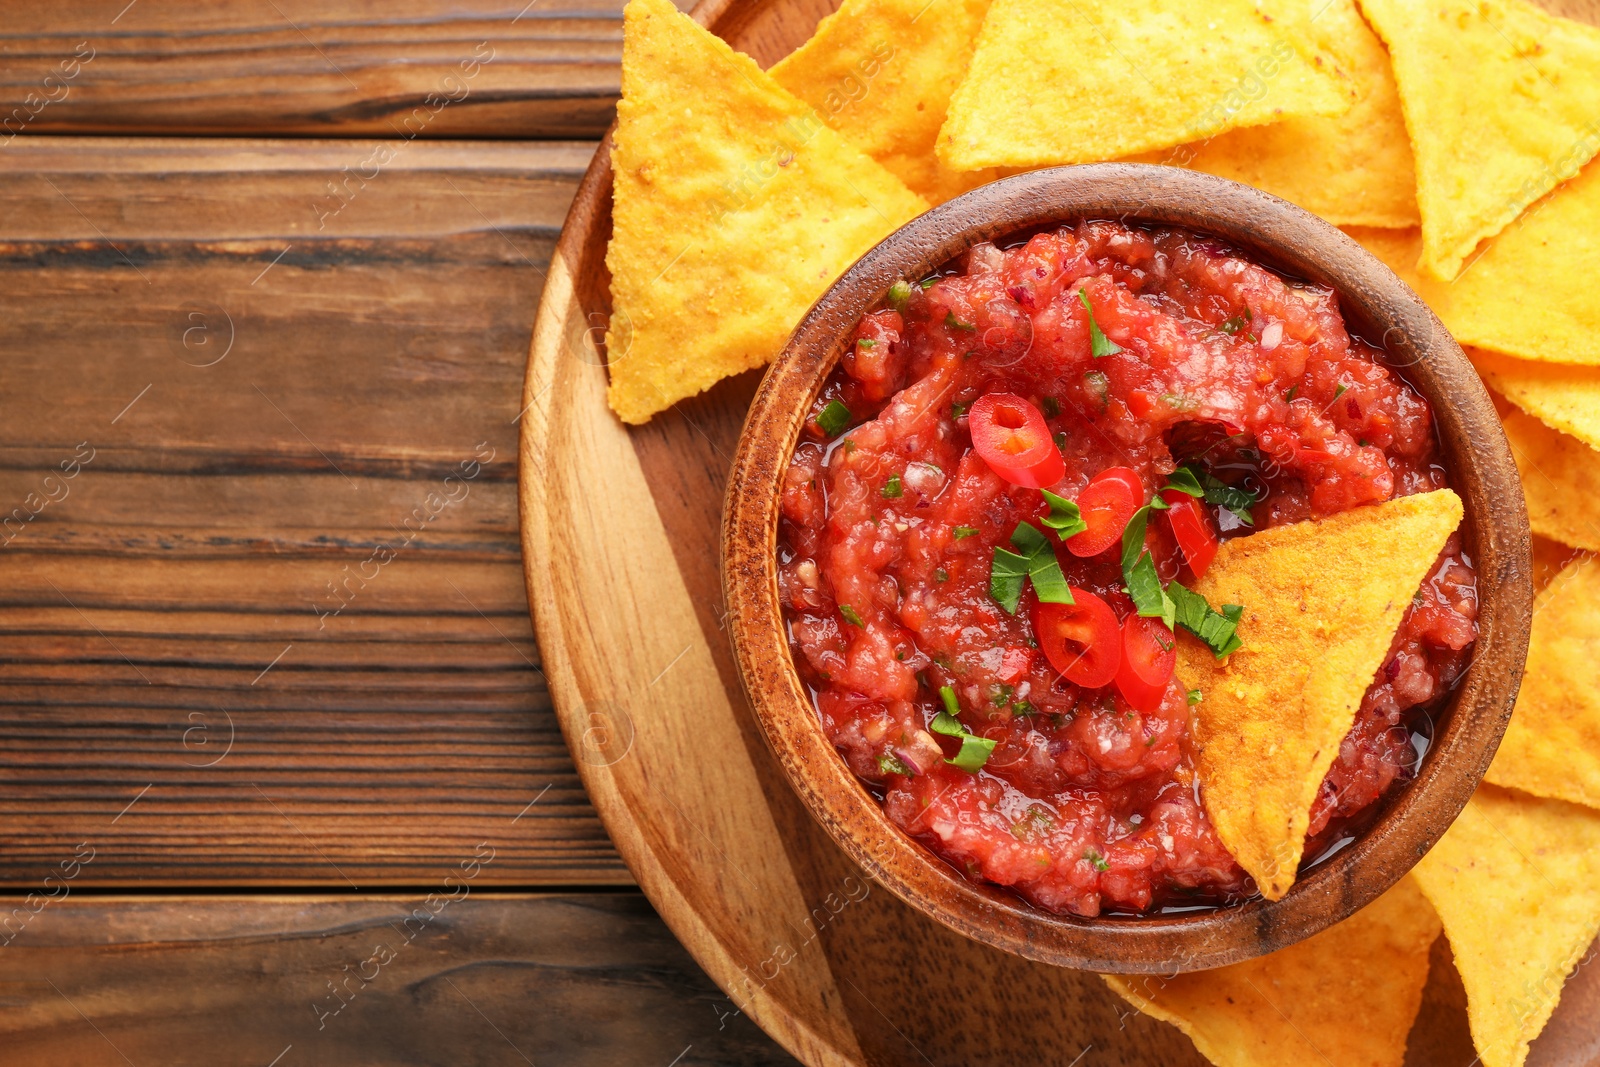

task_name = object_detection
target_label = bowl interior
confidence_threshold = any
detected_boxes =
[722,164,1532,972]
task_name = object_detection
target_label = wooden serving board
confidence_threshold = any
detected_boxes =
[519,1,1600,1063]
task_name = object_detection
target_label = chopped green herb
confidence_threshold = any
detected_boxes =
[1053,431,1068,451]
[947,733,997,772]
[935,567,950,583]
[886,279,912,312]
[1042,396,1061,418]
[1083,848,1110,872]
[1220,307,1253,335]
[1187,688,1203,706]
[1285,384,1299,402]
[1040,488,1088,538]
[894,649,906,661]
[1159,392,1198,412]
[931,686,996,771]
[951,401,971,419]
[881,474,903,499]
[920,276,939,290]
[1334,383,1348,400]
[876,752,912,776]
[817,400,852,437]
[938,685,961,719]
[1078,289,1125,357]
[952,525,979,540]
[842,438,856,454]
[856,337,877,349]
[1120,504,1177,628]
[990,683,1015,707]
[945,311,976,332]
[1178,465,1257,526]
[839,604,865,627]
[1169,580,1245,658]
[1011,700,1034,717]
[1010,523,1073,605]
[1161,467,1204,499]
[1083,368,1111,409]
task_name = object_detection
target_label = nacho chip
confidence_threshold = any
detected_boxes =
[1503,408,1600,553]
[1104,875,1439,1067]
[1412,784,1600,1067]
[1140,0,1418,228]
[936,0,1354,171]
[1484,556,1600,811]
[1180,489,1463,899]
[1470,348,1600,453]
[606,0,928,424]
[1346,160,1600,365]
[1355,0,1600,281]
[769,0,1002,204]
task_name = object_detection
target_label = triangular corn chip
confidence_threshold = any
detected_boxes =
[1355,0,1600,280]
[1141,0,1418,228]
[769,0,1002,204]
[1347,160,1600,365]
[1502,408,1600,553]
[606,0,928,424]
[1104,875,1440,1067]
[1485,555,1600,810]
[1470,348,1600,452]
[1412,784,1600,1067]
[936,0,1355,171]
[1179,489,1463,899]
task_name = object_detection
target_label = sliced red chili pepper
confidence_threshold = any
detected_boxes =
[967,393,1065,489]
[1114,613,1177,713]
[1033,589,1120,689]
[1161,490,1219,578]
[1066,466,1143,558]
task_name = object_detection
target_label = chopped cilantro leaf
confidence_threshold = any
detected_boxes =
[1042,396,1061,418]
[1084,848,1110,872]
[920,276,939,290]
[1011,523,1074,605]
[839,604,864,627]
[1083,369,1110,409]
[1040,488,1088,538]
[1220,307,1253,335]
[876,752,912,776]
[1334,383,1348,400]
[856,337,876,349]
[935,567,949,582]
[938,685,961,719]
[947,733,997,772]
[952,525,979,540]
[881,474,903,499]
[930,688,996,772]
[1162,467,1204,498]
[1078,289,1125,357]
[1180,465,1257,526]
[1169,581,1244,658]
[1285,384,1299,402]
[1187,688,1203,706]
[951,401,970,419]
[1121,503,1176,628]
[989,547,1029,614]
[886,280,912,312]
[945,311,976,332]
[817,400,852,437]
[1012,700,1034,717]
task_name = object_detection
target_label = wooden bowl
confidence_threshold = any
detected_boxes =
[722,164,1533,973]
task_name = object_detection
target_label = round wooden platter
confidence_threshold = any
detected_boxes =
[518,1,1600,1063]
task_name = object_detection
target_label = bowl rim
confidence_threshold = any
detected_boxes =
[721,163,1532,973]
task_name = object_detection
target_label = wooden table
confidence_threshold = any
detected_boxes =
[0,2,800,1063]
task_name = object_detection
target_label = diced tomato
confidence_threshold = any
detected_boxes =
[1161,491,1219,578]
[1033,590,1120,689]
[967,393,1065,489]
[1066,467,1143,557]
[1115,614,1177,712]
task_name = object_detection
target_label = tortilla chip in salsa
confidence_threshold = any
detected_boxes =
[1503,407,1600,553]
[936,0,1354,171]
[1103,875,1439,1067]
[1139,0,1418,229]
[1355,0,1600,281]
[1179,489,1463,900]
[1412,784,1600,1067]
[769,0,1002,204]
[1485,556,1600,812]
[606,0,927,424]
[1347,160,1600,365]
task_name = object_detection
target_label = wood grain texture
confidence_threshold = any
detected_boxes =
[0,135,633,886]
[0,1,673,141]
[0,892,800,1066]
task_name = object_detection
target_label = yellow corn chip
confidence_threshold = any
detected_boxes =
[769,0,1002,204]
[1180,489,1464,899]
[1104,875,1439,1067]
[1346,160,1600,365]
[1412,784,1600,1067]
[1470,348,1600,453]
[1355,0,1600,281]
[936,0,1355,171]
[1503,408,1600,553]
[1485,556,1600,811]
[1141,0,1418,228]
[606,0,928,424]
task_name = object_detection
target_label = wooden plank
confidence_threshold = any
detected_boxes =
[0,1,660,141]
[0,892,800,1066]
[0,136,629,886]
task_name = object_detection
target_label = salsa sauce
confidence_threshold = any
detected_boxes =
[777,221,1478,917]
